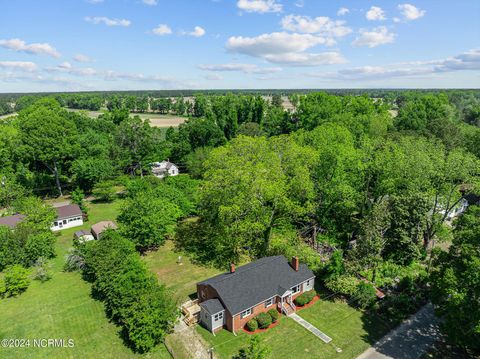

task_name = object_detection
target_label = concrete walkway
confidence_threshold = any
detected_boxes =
[356,303,441,359]
[290,313,332,343]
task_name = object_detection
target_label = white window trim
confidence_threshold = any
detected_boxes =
[240,307,252,319]
[214,312,223,321]
[264,297,274,308]
[291,284,300,294]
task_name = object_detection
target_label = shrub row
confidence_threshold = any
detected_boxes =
[246,308,280,332]
[294,290,316,307]
[80,232,177,353]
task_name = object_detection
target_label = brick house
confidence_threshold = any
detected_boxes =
[197,255,315,334]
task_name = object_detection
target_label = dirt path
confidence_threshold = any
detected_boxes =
[167,325,218,359]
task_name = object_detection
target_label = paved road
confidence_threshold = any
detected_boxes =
[356,303,441,359]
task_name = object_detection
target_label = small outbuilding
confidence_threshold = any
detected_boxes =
[51,204,84,231]
[74,229,94,243]
[91,221,118,240]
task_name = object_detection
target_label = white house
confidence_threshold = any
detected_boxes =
[151,160,179,179]
[51,204,84,231]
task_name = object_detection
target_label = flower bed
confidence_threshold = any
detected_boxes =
[243,309,283,334]
[242,317,282,334]
[295,295,320,310]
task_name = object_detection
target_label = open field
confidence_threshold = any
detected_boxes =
[67,108,186,127]
[198,298,394,359]
[0,200,171,359]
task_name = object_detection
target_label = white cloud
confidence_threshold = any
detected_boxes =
[226,31,346,66]
[309,49,480,81]
[398,4,425,21]
[152,24,172,36]
[46,62,97,76]
[0,38,61,58]
[281,15,352,38]
[337,7,349,16]
[184,26,206,37]
[263,52,346,66]
[0,61,37,72]
[204,73,223,80]
[85,16,131,27]
[142,0,158,5]
[295,0,304,8]
[227,32,328,56]
[366,6,386,21]
[352,26,395,48]
[198,63,282,74]
[73,54,92,62]
[237,0,282,13]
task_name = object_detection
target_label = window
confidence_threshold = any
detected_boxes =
[54,221,58,226]
[264,297,274,308]
[240,307,252,319]
[214,312,223,321]
[291,285,300,294]
[306,279,311,287]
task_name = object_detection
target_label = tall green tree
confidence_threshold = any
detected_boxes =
[430,206,480,354]
[18,98,78,196]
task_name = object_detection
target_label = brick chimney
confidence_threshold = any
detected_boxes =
[230,263,236,273]
[291,256,299,271]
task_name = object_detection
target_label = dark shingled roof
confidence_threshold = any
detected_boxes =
[199,298,225,315]
[56,204,83,220]
[198,255,315,315]
[0,214,25,229]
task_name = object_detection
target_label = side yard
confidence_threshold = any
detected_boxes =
[0,200,172,359]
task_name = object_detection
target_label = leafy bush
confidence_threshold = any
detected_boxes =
[268,308,279,323]
[355,282,377,309]
[295,290,316,306]
[256,312,272,329]
[324,274,359,296]
[3,264,30,297]
[32,257,52,282]
[92,181,116,202]
[64,248,85,272]
[246,319,258,332]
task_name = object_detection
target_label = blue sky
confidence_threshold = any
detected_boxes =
[0,0,479,92]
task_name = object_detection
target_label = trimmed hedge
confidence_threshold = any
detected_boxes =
[246,319,258,332]
[294,290,316,306]
[268,308,279,323]
[256,312,272,329]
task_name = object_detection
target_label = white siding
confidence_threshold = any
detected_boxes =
[211,311,225,329]
[51,217,83,231]
[303,278,314,292]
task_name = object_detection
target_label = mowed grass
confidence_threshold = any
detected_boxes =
[198,298,393,359]
[0,199,171,359]
[143,241,220,302]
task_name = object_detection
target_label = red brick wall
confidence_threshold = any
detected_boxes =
[198,282,310,332]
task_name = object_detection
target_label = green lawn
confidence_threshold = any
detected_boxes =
[198,298,393,359]
[0,199,171,359]
[143,241,220,302]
